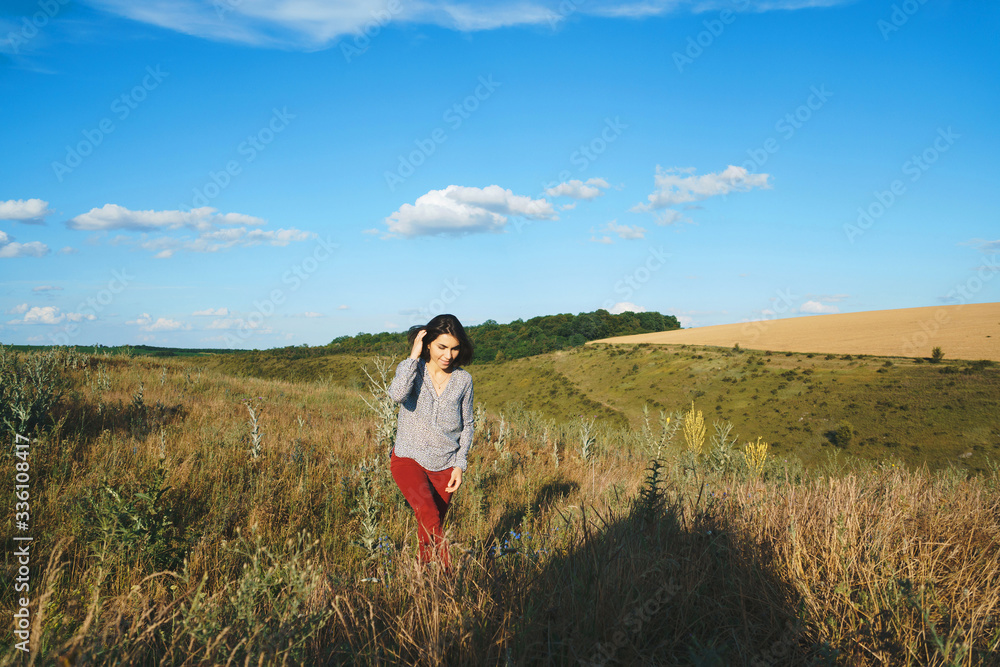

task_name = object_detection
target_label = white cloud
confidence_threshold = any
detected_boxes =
[193,307,230,316]
[141,227,314,258]
[303,311,323,318]
[59,246,78,254]
[206,318,242,330]
[653,209,691,226]
[806,293,849,303]
[84,0,854,49]
[633,165,770,211]
[799,300,839,314]
[127,313,189,331]
[67,204,313,257]
[0,198,51,222]
[590,235,613,245]
[68,204,266,232]
[337,304,349,310]
[609,301,646,314]
[970,238,1000,252]
[20,307,62,324]
[201,334,239,344]
[385,185,556,237]
[601,220,646,240]
[32,285,63,292]
[0,230,49,258]
[206,317,269,332]
[8,306,95,325]
[545,177,610,200]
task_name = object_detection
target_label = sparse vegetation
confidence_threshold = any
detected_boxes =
[2,343,999,666]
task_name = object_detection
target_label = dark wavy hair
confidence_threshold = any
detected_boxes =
[407,314,474,367]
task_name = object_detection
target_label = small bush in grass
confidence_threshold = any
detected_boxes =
[833,421,854,448]
[0,345,68,442]
[931,346,945,363]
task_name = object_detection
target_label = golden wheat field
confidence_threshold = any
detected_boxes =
[592,303,1000,361]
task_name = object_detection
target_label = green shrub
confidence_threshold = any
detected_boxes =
[0,345,67,442]
[833,421,855,448]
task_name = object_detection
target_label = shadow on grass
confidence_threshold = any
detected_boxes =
[494,482,835,666]
[55,392,188,446]
[484,478,581,556]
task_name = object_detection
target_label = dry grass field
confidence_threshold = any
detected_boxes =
[591,303,1000,361]
[2,346,1000,664]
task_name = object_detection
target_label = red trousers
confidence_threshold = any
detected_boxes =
[390,451,453,568]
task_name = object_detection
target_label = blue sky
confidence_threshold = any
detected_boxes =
[1,0,997,348]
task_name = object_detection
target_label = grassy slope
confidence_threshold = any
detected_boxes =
[190,341,1000,471]
[6,349,1000,664]
[467,344,1000,471]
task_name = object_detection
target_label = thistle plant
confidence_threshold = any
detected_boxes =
[637,458,666,521]
[494,411,510,454]
[352,457,383,557]
[707,420,740,475]
[0,345,67,440]
[744,436,769,477]
[361,355,399,454]
[579,416,596,461]
[97,364,111,391]
[244,398,265,460]
[130,382,148,437]
[473,402,488,443]
[640,404,675,459]
[682,401,706,456]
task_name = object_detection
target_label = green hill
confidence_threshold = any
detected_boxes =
[468,343,1000,471]
[193,339,999,472]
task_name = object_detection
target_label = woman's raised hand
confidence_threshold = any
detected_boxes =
[409,329,426,359]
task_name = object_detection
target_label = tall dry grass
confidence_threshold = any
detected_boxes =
[0,348,997,665]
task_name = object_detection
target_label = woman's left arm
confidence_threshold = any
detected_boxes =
[454,379,475,472]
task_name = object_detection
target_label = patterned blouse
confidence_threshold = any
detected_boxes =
[388,357,475,471]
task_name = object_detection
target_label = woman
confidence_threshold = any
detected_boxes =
[388,314,474,570]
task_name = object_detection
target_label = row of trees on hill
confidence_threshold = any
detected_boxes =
[467,310,678,362]
[235,310,679,363]
[313,309,679,364]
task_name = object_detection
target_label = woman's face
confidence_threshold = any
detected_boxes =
[427,332,460,371]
